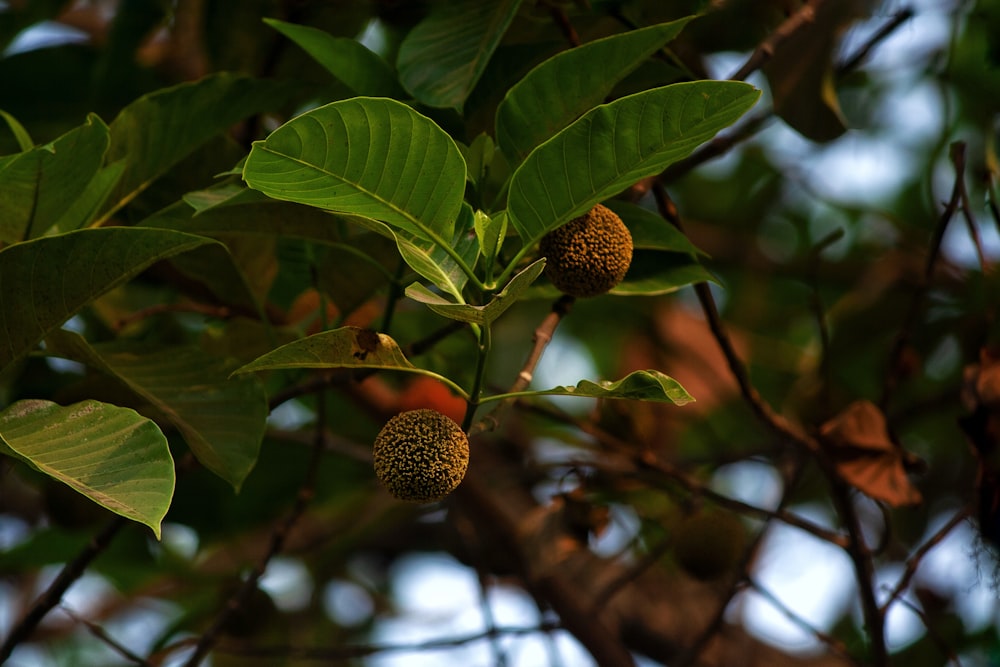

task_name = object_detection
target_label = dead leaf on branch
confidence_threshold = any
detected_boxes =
[819,399,922,507]
[763,0,871,142]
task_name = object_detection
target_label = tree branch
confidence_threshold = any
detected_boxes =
[0,516,127,662]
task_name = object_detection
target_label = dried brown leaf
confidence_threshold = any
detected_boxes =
[820,400,922,507]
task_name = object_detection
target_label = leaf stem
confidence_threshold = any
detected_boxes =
[462,323,491,432]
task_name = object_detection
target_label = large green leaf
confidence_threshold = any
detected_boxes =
[506,81,761,248]
[405,258,545,324]
[100,73,292,222]
[0,399,174,538]
[0,114,110,243]
[495,18,693,165]
[242,97,467,249]
[233,326,469,399]
[0,227,215,373]
[44,331,267,491]
[490,370,694,405]
[264,18,405,98]
[397,0,524,109]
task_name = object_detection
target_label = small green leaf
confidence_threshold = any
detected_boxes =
[462,133,496,188]
[0,227,216,373]
[243,97,467,248]
[0,399,174,538]
[506,81,760,248]
[474,210,507,275]
[354,215,473,301]
[496,17,694,165]
[405,257,545,324]
[0,113,110,243]
[233,327,468,399]
[264,18,405,98]
[44,331,267,491]
[398,0,524,109]
[0,108,33,151]
[501,370,694,405]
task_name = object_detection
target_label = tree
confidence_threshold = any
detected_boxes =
[0,0,998,665]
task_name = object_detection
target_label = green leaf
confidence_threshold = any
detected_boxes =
[243,97,467,248]
[264,18,405,98]
[474,209,506,275]
[605,200,705,255]
[354,214,475,301]
[0,399,174,538]
[506,81,761,248]
[44,331,267,491]
[609,251,715,296]
[0,108,33,152]
[462,133,496,189]
[500,369,694,405]
[233,327,467,398]
[101,73,292,222]
[496,17,694,165]
[0,227,215,373]
[0,114,110,243]
[397,0,524,109]
[527,250,713,298]
[405,257,545,324]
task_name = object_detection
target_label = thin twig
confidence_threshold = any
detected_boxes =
[881,142,967,410]
[652,183,889,666]
[661,6,915,185]
[675,458,809,667]
[59,605,152,666]
[835,7,916,75]
[471,295,574,435]
[880,506,972,613]
[957,165,989,273]
[727,0,821,81]
[521,402,849,547]
[543,0,581,47]
[895,597,965,667]
[0,516,127,662]
[214,622,561,661]
[747,576,857,661]
[181,392,330,666]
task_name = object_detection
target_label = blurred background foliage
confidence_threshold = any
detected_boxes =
[1,0,999,666]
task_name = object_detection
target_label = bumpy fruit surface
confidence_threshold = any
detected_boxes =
[539,203,633,298]
[672,510,744,580]
[373,408,470,502]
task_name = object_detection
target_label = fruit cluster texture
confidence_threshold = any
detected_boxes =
[539,203,633,297]
[373,408,470,502]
